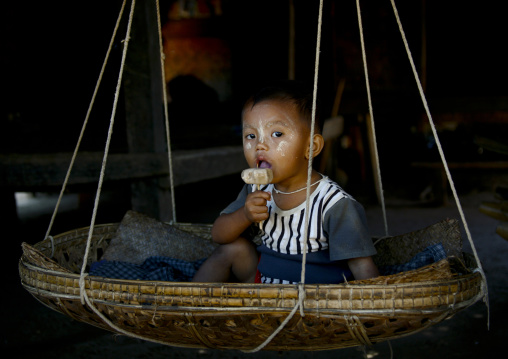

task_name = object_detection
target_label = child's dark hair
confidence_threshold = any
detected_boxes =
[243,80,323,133]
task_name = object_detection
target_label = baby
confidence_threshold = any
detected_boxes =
[193,81,378,284]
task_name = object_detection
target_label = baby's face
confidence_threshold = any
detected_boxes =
[242,100,310,184]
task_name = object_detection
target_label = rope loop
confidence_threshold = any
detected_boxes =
[45,235,55,258]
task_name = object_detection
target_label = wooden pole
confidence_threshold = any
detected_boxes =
[123,0,173,221]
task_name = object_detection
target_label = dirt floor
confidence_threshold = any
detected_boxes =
[3,176,507,359]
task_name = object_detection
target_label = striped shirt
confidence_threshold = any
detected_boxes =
[257,177,347,255]
[221,176,376,284]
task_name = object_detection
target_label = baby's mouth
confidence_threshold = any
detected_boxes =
[257,160,272,169]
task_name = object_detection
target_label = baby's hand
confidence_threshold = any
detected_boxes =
[244,190,271,223]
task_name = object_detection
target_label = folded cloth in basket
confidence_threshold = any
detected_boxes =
[378,243,447,275]
[101,210,217,265]
[90,256,206,282]
[90,243,446,281]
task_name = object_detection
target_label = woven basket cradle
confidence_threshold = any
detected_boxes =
[19,220,484,351]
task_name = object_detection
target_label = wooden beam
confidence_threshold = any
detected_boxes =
[122,1,171,220]
[0,146,246,191]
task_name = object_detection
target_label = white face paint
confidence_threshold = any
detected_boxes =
[242,100,313,187]
[277,140,289,157]
[277,141,286,156]
[242,111,275,154]
[256,119,268,145]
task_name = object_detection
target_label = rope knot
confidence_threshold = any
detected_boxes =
[79,273,89,305]
[298,283,306,317]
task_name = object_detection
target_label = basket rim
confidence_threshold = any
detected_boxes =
[19,254,484,314]
[20,222,486,314]
[20,255,481,290]
[21,222,486,289]
[19,279,484,316]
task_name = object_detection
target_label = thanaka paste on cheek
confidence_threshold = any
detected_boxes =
[277,140,288,157]
[276,132,295,157]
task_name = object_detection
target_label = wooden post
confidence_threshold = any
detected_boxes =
[123,0,173,221]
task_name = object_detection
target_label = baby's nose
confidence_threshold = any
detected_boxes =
[255,139,268,151]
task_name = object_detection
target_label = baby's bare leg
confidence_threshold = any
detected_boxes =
[192,237,258,283]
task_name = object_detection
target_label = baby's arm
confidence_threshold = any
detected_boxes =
[347,256,379,280]
[211,190,271,244]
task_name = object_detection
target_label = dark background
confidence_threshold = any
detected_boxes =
[2,1,507,357]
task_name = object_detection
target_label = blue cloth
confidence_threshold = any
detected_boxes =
[379,243,447,275]
[89,256,206,282]
[89,244,447,282]
[257,244,353,284]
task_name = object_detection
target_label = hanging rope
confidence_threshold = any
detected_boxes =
[156,0,177,224]
[79,0,137,303]
[76,0,189,347]
[43,0,128,245]
[388,0,489,326]
[300,0,324,302]
[243,0,325,353]
[356,0,389,238]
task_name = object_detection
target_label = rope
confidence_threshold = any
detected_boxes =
[47,235,55,258]
[155,0,177,223]
[388,0,489,326]
[43,0,128,246]
[76,0,187,347]
[356,0,389,238]
[79,0,136,305]
[301,0,324,287]
[243,0,325,352]
[242,285,306,353]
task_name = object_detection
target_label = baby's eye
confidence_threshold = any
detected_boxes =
[272,131,283,138]
[245,133,256,140]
